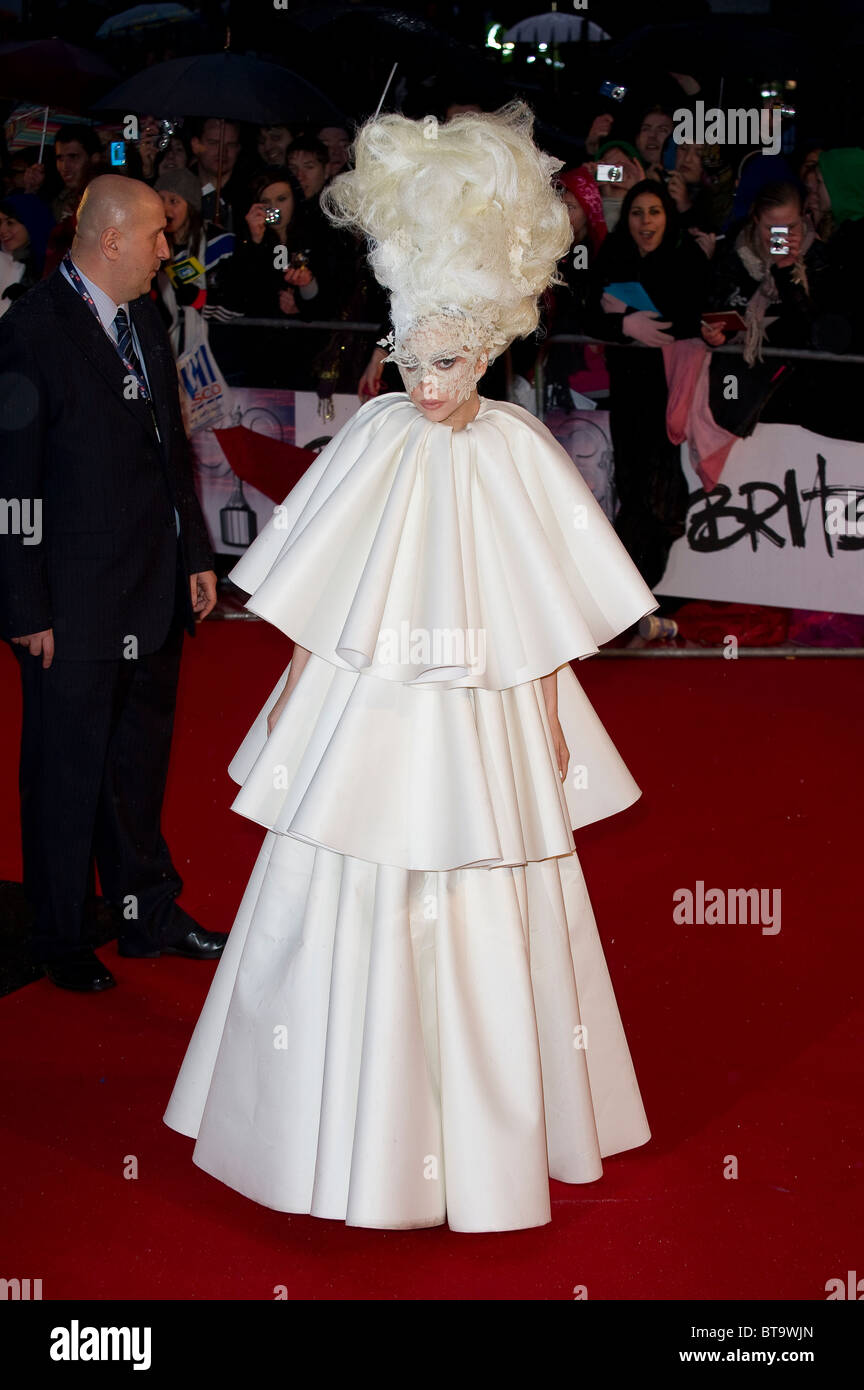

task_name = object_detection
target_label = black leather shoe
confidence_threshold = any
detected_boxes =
[161,926,227,960]
[118,925,227,960]
[41,948,117,992]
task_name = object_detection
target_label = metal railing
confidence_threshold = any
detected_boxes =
[532,333,864,420]
[210,317,864,423]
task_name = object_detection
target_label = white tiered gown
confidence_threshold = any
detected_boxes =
[164,393,658,1232]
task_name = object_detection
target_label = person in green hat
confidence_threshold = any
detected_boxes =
[592,139,645,232]
[803,148,864,438]
[806,147,864,237]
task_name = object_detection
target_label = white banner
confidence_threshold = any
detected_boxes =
[656,424,864,615]
[190,389,359,555]
[176,308,234,433]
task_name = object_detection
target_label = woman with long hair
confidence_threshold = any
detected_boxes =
[152,168,239,361]
[0,194,53,311]
[705,178,845,439]
[585,177,711,588]
[227,166,354,389]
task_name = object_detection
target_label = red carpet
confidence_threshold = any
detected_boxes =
[1,626,861,1299]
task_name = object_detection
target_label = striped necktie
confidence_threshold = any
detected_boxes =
[113,306,150,402]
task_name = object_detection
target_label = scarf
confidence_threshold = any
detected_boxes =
[734,218,816,366]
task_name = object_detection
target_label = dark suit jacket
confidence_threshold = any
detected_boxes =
[0,269,214,659]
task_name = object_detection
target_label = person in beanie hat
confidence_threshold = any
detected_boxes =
[0,194,54,310]
[154,167,239,357]
[1,192,55,275]
[557,166,608,256]
[155,167,202,214]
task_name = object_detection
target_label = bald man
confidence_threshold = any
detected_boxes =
[0,174,226,992]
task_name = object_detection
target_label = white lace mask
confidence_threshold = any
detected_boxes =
[388,315,489,405]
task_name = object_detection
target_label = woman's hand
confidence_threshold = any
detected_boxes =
[700,321,726,347]
[359,346,387,398]
[586,114,615,156]
[283,265,313,287]
[245,202,268,245]
[622,310,674,347]
[771,224,802,269]
[601,291,627,314]
[666,170,691,212]
[278,287,299,315]
[689,227,717,259]
[548,715,570,781]
[541,669,568,779]
[137,135,159,177]
[267,680,295,735]
[266,647,312,734]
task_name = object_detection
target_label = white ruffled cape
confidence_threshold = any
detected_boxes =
[164,393,657,1231]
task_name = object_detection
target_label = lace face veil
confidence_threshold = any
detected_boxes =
[381,309,491,404]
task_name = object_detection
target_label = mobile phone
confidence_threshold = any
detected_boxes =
[596,164,624,184]
[599,80,627,102]
[264,207,281,225]
[110,141,126,168]
[769,225,790,256]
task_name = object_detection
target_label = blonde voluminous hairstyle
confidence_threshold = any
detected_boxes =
[320,101,573,360]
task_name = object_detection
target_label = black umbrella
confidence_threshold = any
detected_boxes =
[94,51,344,126]
[289,4,504,96]
[292,4,475,53]
[609,20,806,77]
[0,36,119,110]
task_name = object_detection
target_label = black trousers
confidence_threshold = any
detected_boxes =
[13,565,188,962]
[607,347,690,591]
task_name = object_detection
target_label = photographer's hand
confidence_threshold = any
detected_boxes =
[245,203,268,245]
[283,266,313,287]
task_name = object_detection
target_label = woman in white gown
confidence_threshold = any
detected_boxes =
[164,103,658,1232]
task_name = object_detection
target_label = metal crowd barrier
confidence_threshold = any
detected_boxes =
[212,318,864,423]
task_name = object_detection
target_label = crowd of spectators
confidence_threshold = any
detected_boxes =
[2,91,863,584]
[0,113,391,394]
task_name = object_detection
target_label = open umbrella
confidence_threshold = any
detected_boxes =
[293,3,480,54]
[0,37,119,110]
[4,106,93,155]
[94,51,344,126]
[289,5,505,104]
[505,11,611,45]
[96,4,198,39]
[95,50,344,225]
[609,20,806,76]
